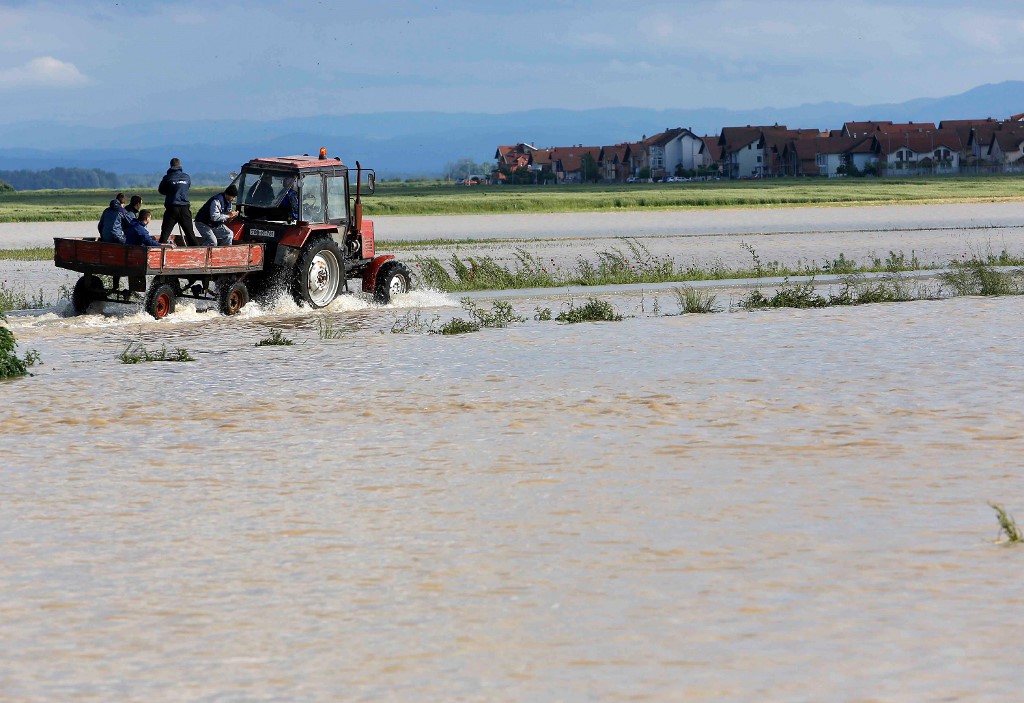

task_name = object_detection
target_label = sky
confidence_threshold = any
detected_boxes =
[1,0,1023,126]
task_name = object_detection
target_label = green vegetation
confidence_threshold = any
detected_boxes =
[741,273,926,310]
[0,186,220,224]
[674,286,719,314]
[316,315,345,340]
[0,311,40,378]
[556,298,622,323]
[256,328,294,346]
[990,503,1023,544]
[0,179,13,194]
[0,247,53,261]
[3,176,1024,222]
[0,280,50,313]
[435,299,526,335]
[939,259,1024,296]
[118,341,194,364]
[0,167,120,191]
[390,299,526,335]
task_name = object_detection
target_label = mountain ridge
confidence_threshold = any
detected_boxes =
[0,81,1021,181]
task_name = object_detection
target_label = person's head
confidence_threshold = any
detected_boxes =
[139,209,152,225]
[224,184,238,202]
[115,192,126,204]
[128,195,143,211]
[284,176,295,189]
[170,157,181,169]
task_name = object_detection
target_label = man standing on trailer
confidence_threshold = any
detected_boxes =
[158,157,198,245]
[194,185,239,246]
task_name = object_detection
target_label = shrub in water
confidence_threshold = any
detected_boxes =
[0,312,40,378]
[557,298,623,323]
[255,328,294,347]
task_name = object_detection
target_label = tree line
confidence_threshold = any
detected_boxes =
[0,167,121,191]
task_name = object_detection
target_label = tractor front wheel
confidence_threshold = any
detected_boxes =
[374,261,411,303]
[293,238,343,308]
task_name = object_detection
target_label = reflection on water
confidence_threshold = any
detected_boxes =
[2,292,1024,701]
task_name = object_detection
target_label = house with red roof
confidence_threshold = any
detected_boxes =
[873,130,962,175]
[599,144,632,182]
[987,128,1024,170]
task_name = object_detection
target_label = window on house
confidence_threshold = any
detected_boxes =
[816,154,826,167]
[756,155,762,163]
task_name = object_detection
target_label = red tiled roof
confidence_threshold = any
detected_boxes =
[599,145,631,164]
[874,130,962,154]
[701,136,722,161]
[990,129,1024,154]
[549,146,601,172]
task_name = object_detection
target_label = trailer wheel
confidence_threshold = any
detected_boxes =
[145,281,177,319]
[71,274,104,315]
[374,261,411,303]
[218,279,249,316]
[294,238,343,308]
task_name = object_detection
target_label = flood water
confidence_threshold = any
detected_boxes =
[3,283,1024,701]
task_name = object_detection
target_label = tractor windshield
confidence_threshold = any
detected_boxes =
[230,169,299,219]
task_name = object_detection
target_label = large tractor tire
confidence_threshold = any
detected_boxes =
[374,261,412,303]
[71,274,104,315]
[145,279,177,319]
[293,238,344,308]
[218,278,250,316]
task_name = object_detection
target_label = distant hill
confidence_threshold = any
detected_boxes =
[0,81,1020,184]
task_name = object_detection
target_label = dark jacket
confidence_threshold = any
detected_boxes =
[98,199,128,244]
[196,193,231,226]
[159,167,191,208]
[124,219,162,247]
[282,188,299,219]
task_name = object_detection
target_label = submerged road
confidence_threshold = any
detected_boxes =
[1,201,1023,249]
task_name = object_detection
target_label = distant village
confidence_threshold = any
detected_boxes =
[491,113,1024,184]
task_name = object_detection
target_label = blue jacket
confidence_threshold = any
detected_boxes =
[159,167,191,208]
[196,193,232,226]
[282,188,299,219]
[124,219,162,247]
[98,199,128,244]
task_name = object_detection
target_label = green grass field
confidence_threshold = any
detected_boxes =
[1,175,1023,223]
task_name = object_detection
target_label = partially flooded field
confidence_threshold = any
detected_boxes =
[3,205,1024,701]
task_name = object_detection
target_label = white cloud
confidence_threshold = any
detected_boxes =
[0,57,89,90]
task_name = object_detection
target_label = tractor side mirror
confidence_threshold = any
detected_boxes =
[366,172,375,195]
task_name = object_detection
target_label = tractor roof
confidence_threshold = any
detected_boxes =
[245,155,348,172]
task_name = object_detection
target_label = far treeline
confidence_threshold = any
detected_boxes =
[0,167,120,191]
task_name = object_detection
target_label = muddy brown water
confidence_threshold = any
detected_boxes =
[3,206,1024,701]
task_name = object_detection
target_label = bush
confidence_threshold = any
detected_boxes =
[0,312,40,378]
[556,298,622,323]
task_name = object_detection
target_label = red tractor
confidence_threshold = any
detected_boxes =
[56,149,412,318]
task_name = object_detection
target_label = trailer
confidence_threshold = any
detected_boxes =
[56,238,266,318]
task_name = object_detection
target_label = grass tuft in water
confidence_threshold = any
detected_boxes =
[255,328,294,347]
[119,341,194,364]
[435,317,481,335]
[674,286,718,313]
[990,503,1023,544]
[390,309,440,334]
[316,315,345,340]
[0,280,50,313]
[534,306,553,321]
[556,297,623,323]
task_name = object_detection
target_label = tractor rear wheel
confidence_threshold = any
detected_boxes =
[145,280,177,319]
[293,238,343,308]
[218,279,250,316]
[374,261,411,303]
[71,274,104,315]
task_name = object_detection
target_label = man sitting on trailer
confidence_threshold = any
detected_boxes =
[125,210,172,247]
[98,193,128,244]
[194,185,238,246]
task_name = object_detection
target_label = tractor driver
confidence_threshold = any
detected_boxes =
[279,176,299,221]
